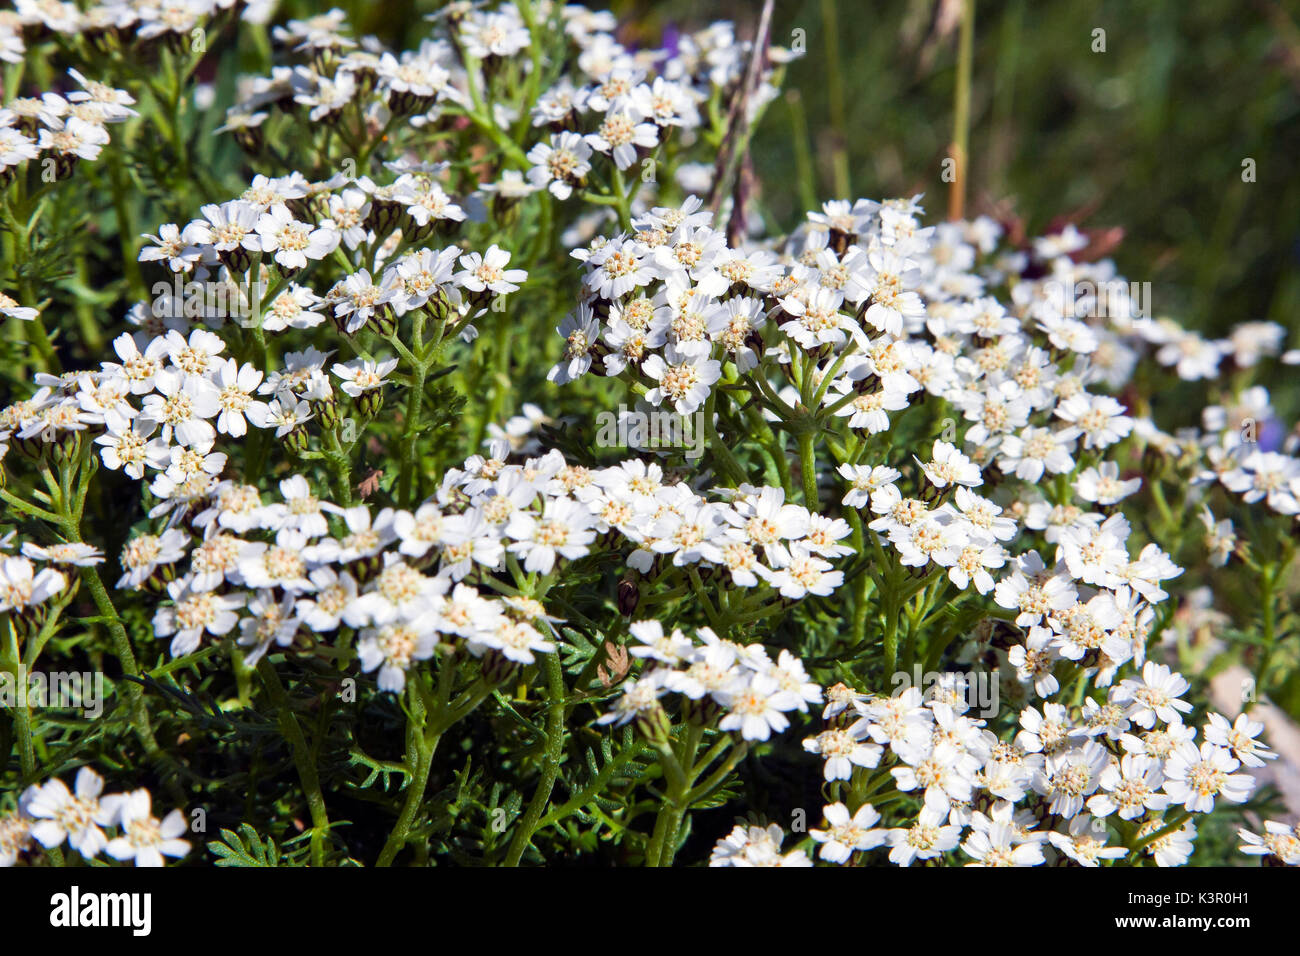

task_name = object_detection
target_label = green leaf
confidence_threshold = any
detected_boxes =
[208,824,282,867]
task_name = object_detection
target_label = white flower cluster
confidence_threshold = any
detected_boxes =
[137,166,522,342]
[782,675,1274,867]
[599,620,821,743]
[3,0,276,59]
[709,822,811,867]
[0,209,519,495]
[1,328,285,502]
[0,67,133,180]
[551,196,775,415]
[0,767,189,868]
[1,66,137,325]
[0,434,845,693]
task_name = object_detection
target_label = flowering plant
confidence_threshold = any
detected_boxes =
[0,0,1297,870]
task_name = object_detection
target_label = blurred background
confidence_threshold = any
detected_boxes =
[603,0,1300,342]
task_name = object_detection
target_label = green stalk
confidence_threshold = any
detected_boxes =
[948,0,975,222]
[819,0,851,198]
[2,619,35,780]
[376,668,493,866]
[610,164,634,231]
[798,431,820,509]
[258,659,330,867]
[503,651,566,865]
[396,309,427,507]
[50,456,158,755]
[1127,809,1191,862]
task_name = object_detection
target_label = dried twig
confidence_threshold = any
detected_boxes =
[707,0,776,227]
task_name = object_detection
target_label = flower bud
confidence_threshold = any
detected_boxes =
[636,701,672,748]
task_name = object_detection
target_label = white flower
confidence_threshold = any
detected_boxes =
[0,556,67,614]
[1032,742,1108,817]
[140,370,221,448]
[455,244,526,295]
[351,556,444,626]
[0,290,39,321]
[1054,392,1133,449]
[397,179,467,227]
[116,530,189,589]
[505,498,596,573]
[1163,742,1254,813]
[1112,661,1192,728]
[21,542,103,567]
[1199,507,1235,567]
[585,106,658,169]
[1203,712,1276,768]
[779,286,849,349]
[1237,820,1300,865]
[237,589,301,665]
[192,201,261,255]
[334,269,398,333]
[885,794,961,866]
[37,115,110,161]
[256,202,340,270]
[25,768,113,859]
[717,673,800,741]
[548,304,600,384]
[997,426,1075,482]
[358,621,438,692]
[333,357,398,397]
[710,822,811,867]
[768,542,843,598]
[296,567,360,632]
[1074,461,1141,504]
[211,358,268,437]
[583,238,653,299]
[153,579,245,657]
[810,802,885,863]
[527,132,592,200]
[803,726,882,781]
[246,392,313,437]
[1049,814,1127,866]
[849,248,925,336]
[838,464,900,509]
[102,789,190,867]
[962,822,1044,867]
[472,616,555,665]
[598,675,666,727]
[917,439,982,488]
[641,343,721,415]
[1007,626,1061,698]
[1137,817,1197,867]
[1087,754,1169,820]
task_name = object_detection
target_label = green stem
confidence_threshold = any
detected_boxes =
[820,0,851,198]
[1128,809,1191,861]
[503,651,566,865]
[258,659,330,867]
[948,0,975,221]
[610,164,634,231]
[2,619,35,780]
[397,310,427,507]
[52,458,159,756]
[798,431,820,509]
[535,741,646,830]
